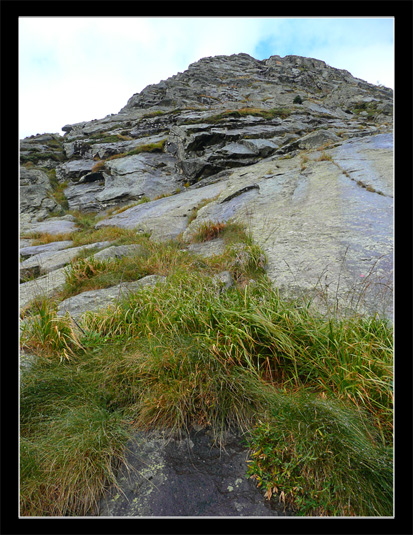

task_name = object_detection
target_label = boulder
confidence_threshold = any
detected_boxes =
[64,180,106,212]
[185,238,226,258]
[97,152,182,203]
[92,244,145,261]
[20,266,68,310]
[297,128,341,149]
[55,159,97,183]
[20,215,79,237]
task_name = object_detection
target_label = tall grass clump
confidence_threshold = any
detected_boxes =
[20,356,131,516]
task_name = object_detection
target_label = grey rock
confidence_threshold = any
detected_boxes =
[64,180,106,212]
[55,159,97,183]
[20,240,74,259]
[213,271,235,290]
[20,216,79,236]
[186,238,226,258]
[181,133,393,319]
[332,133,393,197]
[239,137,280,156]
[20,266,68,309]
[56,275,166,319]
[96,428,292,517]
[92,244,145,261]
[98,152,181,203]
[20,241,112,281]
[95,180,228,241]
[20,167,63,220]
[297,128,341,149]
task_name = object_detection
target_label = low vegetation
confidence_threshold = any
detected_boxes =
[91,139,167,172]
[181,107,292,125]
[20,219,393,517]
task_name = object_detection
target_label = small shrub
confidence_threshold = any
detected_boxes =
[91,160,106,173]
[316,151,333,162]
[293,95,303,105]
[64,256,112,293]
[191,220,227,242]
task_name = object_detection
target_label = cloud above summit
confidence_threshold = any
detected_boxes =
[19,17,394,138]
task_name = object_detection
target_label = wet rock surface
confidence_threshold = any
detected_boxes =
[96,428,292,517]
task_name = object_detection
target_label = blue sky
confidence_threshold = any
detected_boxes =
[19,17,394,139]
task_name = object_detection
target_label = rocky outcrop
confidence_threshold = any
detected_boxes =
[19,52,393,517]
[20,167,64,223]
[96,427,291,517]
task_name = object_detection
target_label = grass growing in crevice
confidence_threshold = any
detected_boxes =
[20,225,393,517]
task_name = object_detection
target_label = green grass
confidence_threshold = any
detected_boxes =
[245,391,393,516]
[20,224,393,516]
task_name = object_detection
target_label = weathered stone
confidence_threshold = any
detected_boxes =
[296,128,341,149]
[185,238,226,258]
[63,179,106,212]
[56,275,166,319]
[20,167,63,220]
[95,181,228,241]
[55,159,97,183]
[92,244,145,261]
[97,152,181,203]
[213,270,235,290]
[20,240,74,259]
[96,427,292,517]
[182,133,393,318]
[20,266,68,309]
[20,216,79,236]
[20,241,112,281]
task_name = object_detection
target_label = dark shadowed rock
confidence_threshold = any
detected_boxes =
[96,427,293,517]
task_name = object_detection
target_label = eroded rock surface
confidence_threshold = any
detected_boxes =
[96,428,292,517]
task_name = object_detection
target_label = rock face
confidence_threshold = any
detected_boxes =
[20,52,393,517]
[96,428,291,517]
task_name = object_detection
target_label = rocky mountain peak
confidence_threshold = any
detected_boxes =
[120,52,392,114]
